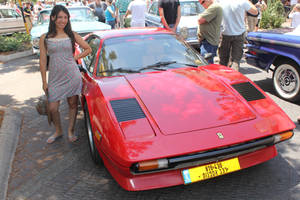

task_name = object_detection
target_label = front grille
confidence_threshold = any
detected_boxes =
[131,135,275,174]
[188,28,197,38]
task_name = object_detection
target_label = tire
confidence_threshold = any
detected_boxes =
[273,61,300,102]
[84,103,102,165]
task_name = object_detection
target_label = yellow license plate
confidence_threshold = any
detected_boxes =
[182,157,241,184]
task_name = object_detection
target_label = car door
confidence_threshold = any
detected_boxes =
[145,1,163,27]
[0,8,25,34]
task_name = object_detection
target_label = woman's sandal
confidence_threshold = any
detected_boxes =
[68,135,78,143]
[46,134,63,144]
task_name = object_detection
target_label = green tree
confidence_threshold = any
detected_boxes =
[259,0,286,29]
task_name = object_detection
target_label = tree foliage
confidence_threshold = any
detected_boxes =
[259,0,286,29]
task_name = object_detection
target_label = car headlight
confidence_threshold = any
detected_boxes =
[179,27,188,40]
[32,38,40,49]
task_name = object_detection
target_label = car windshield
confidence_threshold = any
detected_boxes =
[180,1,204,16]
[0,8,21,18]
[38,7,95,24]
[97,33,205,76]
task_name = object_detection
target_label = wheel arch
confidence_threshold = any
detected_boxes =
[273,56,300,69]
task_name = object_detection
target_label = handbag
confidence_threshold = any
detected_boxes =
[35,93,52,125]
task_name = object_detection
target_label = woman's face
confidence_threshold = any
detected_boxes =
[53,11,68,30]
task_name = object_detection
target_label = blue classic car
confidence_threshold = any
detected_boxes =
[246,27,300,102]
[31,6,111,54]
[145,0,204,49]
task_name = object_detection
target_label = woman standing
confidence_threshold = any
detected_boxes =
[105,0,116,29]
[39,5,91,144]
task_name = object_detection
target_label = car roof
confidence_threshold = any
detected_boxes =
[91,27,174,40]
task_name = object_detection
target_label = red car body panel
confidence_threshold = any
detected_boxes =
[100,145,277,191]
[79,28,295,191]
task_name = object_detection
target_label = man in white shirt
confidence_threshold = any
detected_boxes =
[125,0,147,27]
[218,0,257,71]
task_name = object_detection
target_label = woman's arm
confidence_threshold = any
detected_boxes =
[73,32,92,61]
[39,34,48,93]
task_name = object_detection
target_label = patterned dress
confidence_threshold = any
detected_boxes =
[47,38,82,102]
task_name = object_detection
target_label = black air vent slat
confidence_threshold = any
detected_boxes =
[232,82,265,101]
[110,98,146,122]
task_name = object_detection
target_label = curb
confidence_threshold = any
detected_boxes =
[0,107,23,200]
[0,50,34,63]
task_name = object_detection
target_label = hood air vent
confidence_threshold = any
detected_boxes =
[110,98,146,122]
[232,82,265,101]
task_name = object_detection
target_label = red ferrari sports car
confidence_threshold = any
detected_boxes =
[76,28,295,191]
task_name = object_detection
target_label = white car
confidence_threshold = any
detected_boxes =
[0,6,25,35]
[31,6,111,54]
[145,0,204,49]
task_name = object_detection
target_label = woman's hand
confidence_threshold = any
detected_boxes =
[43,82,48,94]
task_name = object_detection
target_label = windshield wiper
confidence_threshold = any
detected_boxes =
[99,68,139,74]
[139,61,177,71]
[140,61,199,71]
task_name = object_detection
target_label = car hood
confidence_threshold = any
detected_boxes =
[247,29,300,44]
[97,65,295,163]
[126,67,256,135]
[178,16,198,29]
[102,67,258,136]
[31,21,111,38]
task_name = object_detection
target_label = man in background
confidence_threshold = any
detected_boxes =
[116,0,132,28]
[89,0,105,23]
[197,0,223,64]
[125,0,147,27]
[218,0,258,71]
[158,0,181,32]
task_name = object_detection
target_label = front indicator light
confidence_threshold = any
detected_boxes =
[274,131,294,144]
[135,159,168,172]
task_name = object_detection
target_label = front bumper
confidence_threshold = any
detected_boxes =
[101,144,277,191]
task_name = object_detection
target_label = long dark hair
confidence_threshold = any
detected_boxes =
[45,5,75,53]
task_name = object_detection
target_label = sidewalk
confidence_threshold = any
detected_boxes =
[0,107,22,200]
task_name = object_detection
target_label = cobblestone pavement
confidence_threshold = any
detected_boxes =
[3,56,300,200]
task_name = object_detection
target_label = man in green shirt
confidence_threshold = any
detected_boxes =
[116,0,132,28]
[197,0,223,63]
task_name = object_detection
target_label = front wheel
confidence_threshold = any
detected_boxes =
[273,62,300,102]
[84,103,102,165]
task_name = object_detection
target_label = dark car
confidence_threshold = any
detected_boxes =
[246,28,300,102]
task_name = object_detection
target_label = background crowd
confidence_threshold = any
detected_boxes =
[4,0,300,68]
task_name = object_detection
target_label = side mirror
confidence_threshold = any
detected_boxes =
[78,64,87,73]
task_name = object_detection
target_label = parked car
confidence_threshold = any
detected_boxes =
[76,28,295,191]
[246,27,300,102]
[31,6,111,54]
[145,0,204,49]
[0,6,25,35]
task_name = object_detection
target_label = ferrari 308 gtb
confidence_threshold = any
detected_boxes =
[77,28,295,191]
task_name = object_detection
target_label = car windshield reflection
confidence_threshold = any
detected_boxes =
[97,34,205,77]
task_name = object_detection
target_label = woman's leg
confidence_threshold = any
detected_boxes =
[67,95,79,141]
[47,101,62,143]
